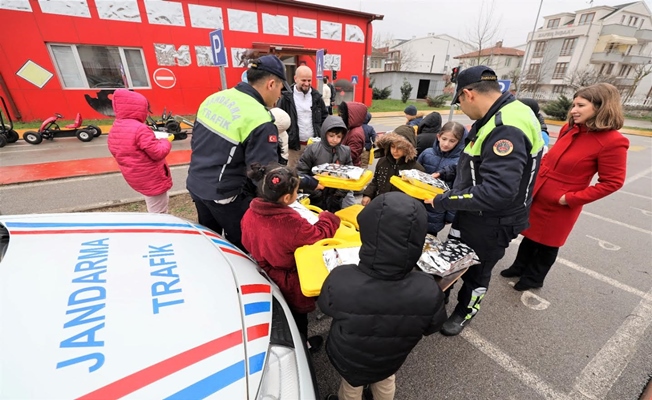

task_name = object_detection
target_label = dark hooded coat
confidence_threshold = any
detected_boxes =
[416,112,442,157]
[318,192,447,387]
[363,127,424,200]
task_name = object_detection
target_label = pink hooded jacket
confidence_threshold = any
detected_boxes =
[108,89,172,196]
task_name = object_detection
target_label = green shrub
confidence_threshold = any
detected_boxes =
[400,79,413,103]
[372,86,392,100]
[542,95,572,120]
[426,94,450,108]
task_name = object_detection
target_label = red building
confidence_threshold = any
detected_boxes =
[0,0,382,122]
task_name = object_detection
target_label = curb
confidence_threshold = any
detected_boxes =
[371,110,462,118]
[52,189,190,214]
[543,119,652,137]
[640,377,652,400]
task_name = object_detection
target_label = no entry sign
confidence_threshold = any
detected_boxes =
[153,68,176,89]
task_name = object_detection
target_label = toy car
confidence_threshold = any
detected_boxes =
[0,213,317,399]
[0,96,19,148]
[23,113,101,145]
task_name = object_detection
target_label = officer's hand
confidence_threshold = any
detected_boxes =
[424,198,434,206]
[431,172,441,179]
[558,194,568,206]
[361,196,371,206]
[316,183,325,191]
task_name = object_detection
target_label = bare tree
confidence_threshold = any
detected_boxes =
[503,69,521,92]
[465,0,502,68]
[520,46,556,96]
[624,63,652,101]
[564,67,620,91]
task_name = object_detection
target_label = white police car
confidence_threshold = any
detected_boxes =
[0,213,317,399]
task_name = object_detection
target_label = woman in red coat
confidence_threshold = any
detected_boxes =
[501,83,629,291]
[241,163,340,349]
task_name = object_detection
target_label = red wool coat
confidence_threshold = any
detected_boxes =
[522,124,629,247]
[241,198,340,313]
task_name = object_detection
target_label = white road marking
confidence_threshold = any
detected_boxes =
[581,211,652,235]
[585,235,621,251]
[631,206,652,217]
[571,286,652,400]
[618,190,652,200]
[624,166,652,185]
[506,281,552,310]
[556,257,652,301]
[461,328,571,400]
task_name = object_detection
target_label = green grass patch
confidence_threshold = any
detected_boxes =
[369,99,449,113]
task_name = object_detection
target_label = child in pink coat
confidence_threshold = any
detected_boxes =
[108,89,173,213]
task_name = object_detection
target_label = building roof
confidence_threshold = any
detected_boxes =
[600,2,635,20]
[455,42,524,59]
[263,0,384,21]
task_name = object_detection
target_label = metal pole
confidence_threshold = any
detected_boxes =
[515,0,544,98]
[219,66,228,91]
[448,82,457,122]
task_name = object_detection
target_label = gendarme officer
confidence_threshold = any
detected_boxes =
[186,55,291,251]
[426,66,544,336]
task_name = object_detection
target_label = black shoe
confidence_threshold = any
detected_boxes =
[440,313,468,336]
[500,266,522,278]
[325,395,339,400]
[514,280,543,291]
[307,335,323,353]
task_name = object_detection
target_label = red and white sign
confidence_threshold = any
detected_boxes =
[152,68,176,89]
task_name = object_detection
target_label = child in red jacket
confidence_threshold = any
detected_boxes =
[241,163,340,351]
[108,89,173,213]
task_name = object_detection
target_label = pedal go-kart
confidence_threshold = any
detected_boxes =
[146,107,187,140]
[23,113,101,145]
[0,96,19,148]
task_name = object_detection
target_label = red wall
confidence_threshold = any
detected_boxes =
[0,0,373,122]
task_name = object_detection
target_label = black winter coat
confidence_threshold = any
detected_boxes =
[318,192,447,387]
[277,86,328,150]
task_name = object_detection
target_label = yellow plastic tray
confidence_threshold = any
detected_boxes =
[295,238,361,297]
[305,205,360,242]
[390,176,445,200]
[317,170,373,191]
[335,204,364,230]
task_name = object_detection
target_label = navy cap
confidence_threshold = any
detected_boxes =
[404,105,417,116]
[452,66,498,104]
[249,55,291,91]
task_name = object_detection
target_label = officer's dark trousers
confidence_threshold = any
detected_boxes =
[189,191,252,252]
[453,212,525,319]
[510,236,559,287]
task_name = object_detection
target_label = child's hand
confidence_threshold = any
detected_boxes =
[431,172,440,179]
[361,196,371,206]
[424,198,434,206]
[166,134,175,142]
[316,183,325,190]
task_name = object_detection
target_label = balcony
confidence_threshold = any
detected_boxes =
[615,77,635,86]
[600,24,637,37]
[623,54,652,64]
[590,52,625,63]
[635,29,652,42]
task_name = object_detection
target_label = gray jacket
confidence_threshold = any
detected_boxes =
[297,116,352,178]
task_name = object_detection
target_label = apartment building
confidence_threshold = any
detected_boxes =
[454,41,525,81]
[520,1,652,103]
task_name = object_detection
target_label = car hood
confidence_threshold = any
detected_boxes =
[0,213,272,399]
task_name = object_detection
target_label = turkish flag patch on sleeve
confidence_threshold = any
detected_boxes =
[268,134,278,143]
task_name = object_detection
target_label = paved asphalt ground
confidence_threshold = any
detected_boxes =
[1,115,651,399]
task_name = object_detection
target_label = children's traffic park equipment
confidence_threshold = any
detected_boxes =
[146,107,187,140]
[23,113,101,145]
[389,175,446,200]
[335,204,364,230]
[0,96,19,148]
[316,169,373,191]
[295,238,361,297]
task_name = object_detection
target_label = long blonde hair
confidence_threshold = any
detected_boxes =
[568,83,624,131]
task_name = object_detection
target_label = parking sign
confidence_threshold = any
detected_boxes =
[316,49,324,79]
[209,29,227,66]
[498,79,511,93]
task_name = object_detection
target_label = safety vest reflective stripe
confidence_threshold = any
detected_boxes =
[464,101,545,157]
[196,88,272,144]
